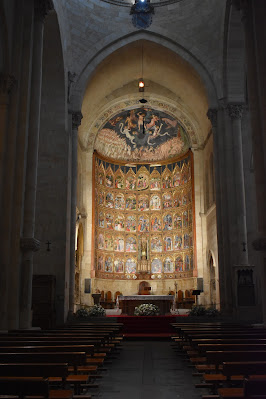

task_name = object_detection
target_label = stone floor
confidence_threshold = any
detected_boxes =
[96,339,201,399]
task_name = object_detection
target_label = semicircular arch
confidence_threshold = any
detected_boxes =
[81,93,203,156]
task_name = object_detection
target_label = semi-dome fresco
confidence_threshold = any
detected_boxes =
[94,107,190,162]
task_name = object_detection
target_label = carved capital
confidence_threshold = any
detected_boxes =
[34,0,54,22]
[20,237,41,252]
[0,73,16,95]
[227,103,245,120]
[207,108,218,128]
[252,237,266,252]
[69,110,83,130]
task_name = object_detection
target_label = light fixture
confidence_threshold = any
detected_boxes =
[130,0,154,29]
[138,79,145,91]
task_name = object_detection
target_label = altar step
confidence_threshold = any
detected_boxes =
[124,333,173,340]
[108,315,176,337]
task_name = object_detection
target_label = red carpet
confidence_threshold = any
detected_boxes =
[107,315,179,338]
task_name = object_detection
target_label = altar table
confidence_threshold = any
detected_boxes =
[118,295,174,316]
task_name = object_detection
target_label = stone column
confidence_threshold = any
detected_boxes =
[234,0,266,247]
[69,110,83,316]
[0,74,16,330]
[0,74,16,201]
[207,108,228,311]
[227,104,249,266]
[19,0,53,329]
[234,0,266,321]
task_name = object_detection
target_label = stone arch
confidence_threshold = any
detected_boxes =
[71,33,218,110]
[83,95,202,151]
[224,1,246,102]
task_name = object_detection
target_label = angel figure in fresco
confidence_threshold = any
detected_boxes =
[137,111,145,131]
[125,110,137,130]
[162,117,178,129]
[119,123,136,146]
[145,114,159,130]
[109,115,123,127]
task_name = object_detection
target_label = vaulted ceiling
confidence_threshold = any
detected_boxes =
[50,0,228,153]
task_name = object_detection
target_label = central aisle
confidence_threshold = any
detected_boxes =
[98,340,201,399]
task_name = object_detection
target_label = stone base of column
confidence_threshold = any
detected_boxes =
[19,308,33,330]
[233,264,255,307]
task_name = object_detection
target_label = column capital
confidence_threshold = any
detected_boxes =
[34,0,54,22]
[0,73,16,95]
[227,103,245,119]
[20,237,41,252]
[207,108,218,128]
[69,110,83,130]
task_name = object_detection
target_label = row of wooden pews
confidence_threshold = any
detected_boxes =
[0,321,123,398]
[171,321,266,399]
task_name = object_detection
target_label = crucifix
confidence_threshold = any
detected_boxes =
[46,241,51,251]
[174,281,178,296]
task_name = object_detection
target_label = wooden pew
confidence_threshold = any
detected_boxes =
[0,352,87,374]
[0,377,73,399]
[0,346,105,368]
[197,343,266,355]
[244,377,266,398]
[223,361,266,379]
[0,363,69,379]
[0,340,104,354]
[0,360,92,395]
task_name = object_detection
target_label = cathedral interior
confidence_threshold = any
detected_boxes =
[0,0,266,331]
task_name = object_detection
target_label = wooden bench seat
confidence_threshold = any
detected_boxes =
[0,362,92,394]
[0,353,87,374]
[0,363,69,379]
[0,377,73,399]
[206,351,266,372]
[0,346,94,356]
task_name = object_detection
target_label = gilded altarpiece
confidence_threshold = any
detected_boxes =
[93,152,195,280]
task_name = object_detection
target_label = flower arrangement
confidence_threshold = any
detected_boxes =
[87,304,106,317]
[76,307,90,318]
[189,305,220,317]
[134,303,160,316]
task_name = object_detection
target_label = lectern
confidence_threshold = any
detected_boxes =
[92,293,101,305]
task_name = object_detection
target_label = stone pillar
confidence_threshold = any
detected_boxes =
[68,110,83,316]
[0,74,16,330]
[0,74,16,201]
[19,0,53,329]
[207,108,229,311]
[234,0,266,321]
[234,0,266,246]
[227,104,249,266]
